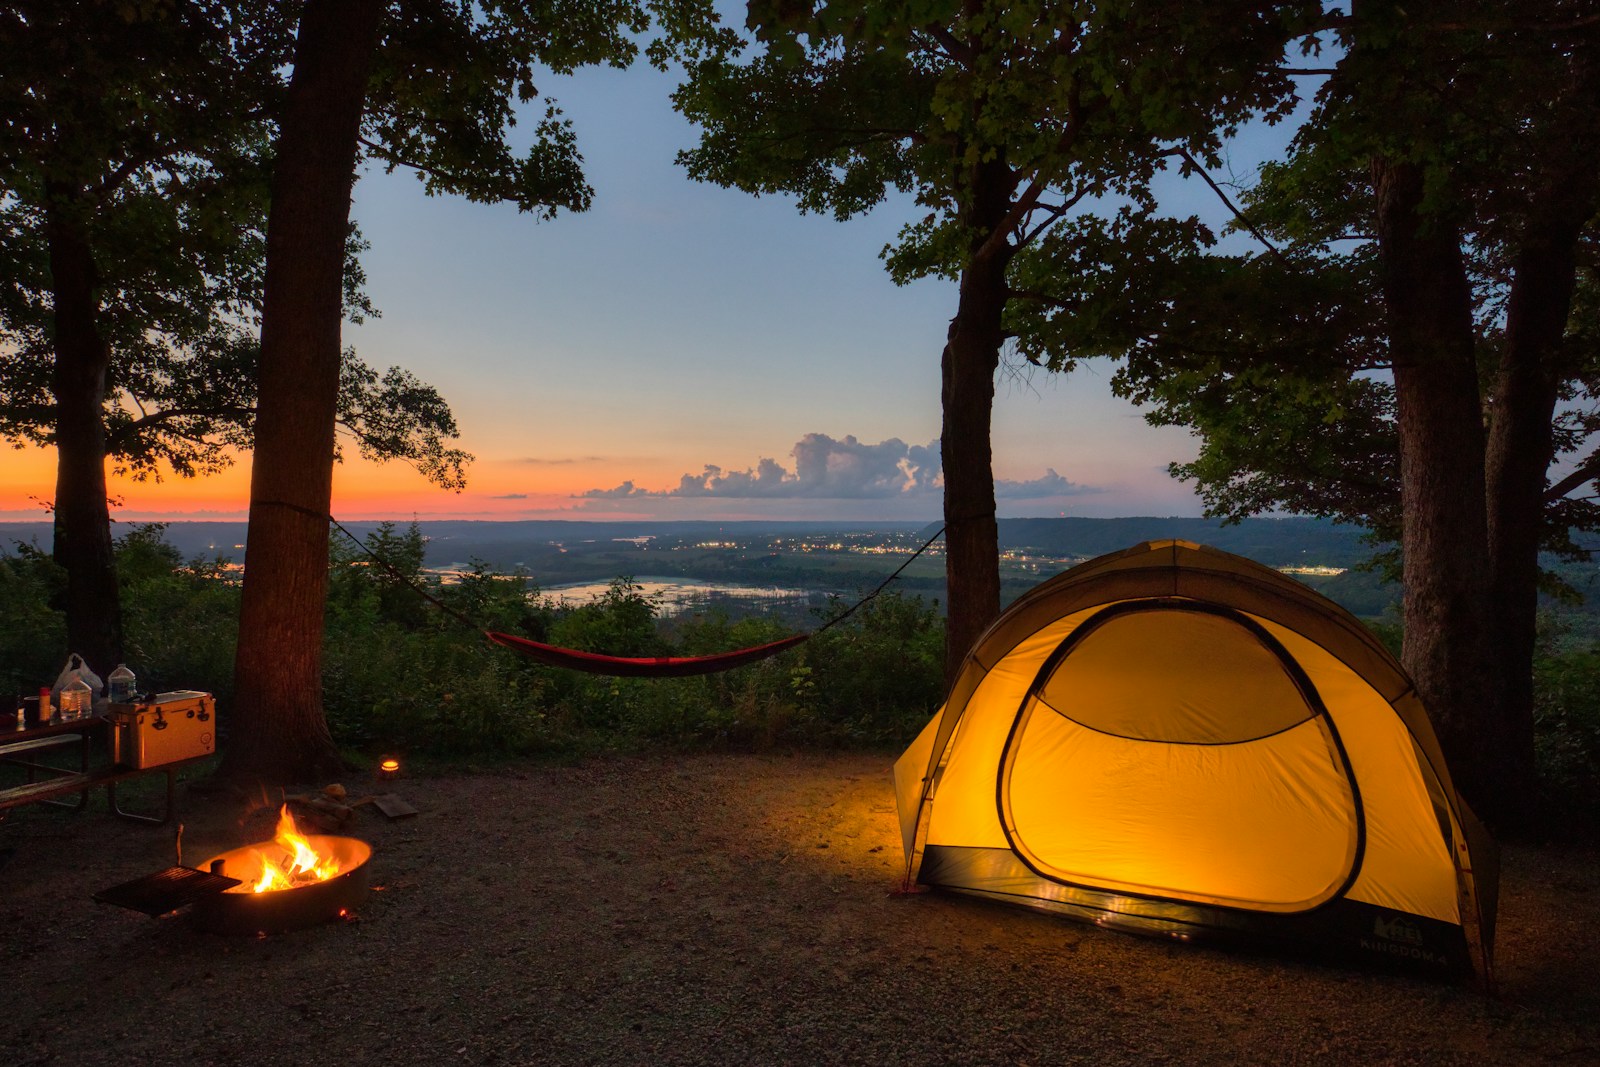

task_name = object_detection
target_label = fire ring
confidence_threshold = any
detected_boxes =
[192,835,372,936]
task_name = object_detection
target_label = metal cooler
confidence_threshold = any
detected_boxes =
[109,691,216,769]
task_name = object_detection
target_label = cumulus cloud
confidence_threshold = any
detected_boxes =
[582,480,645,499]
[579,434,944,501]
[995,469,1096,499]
[576,435,1100,507]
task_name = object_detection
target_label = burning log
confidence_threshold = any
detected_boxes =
[192,805,372,935]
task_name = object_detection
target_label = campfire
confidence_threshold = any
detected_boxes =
[233,806,344,893]
[193,804,373,935]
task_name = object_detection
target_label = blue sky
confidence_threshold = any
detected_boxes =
[342,53,1305,523]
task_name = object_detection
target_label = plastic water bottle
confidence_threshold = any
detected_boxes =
[108,664,136,704]
[60,676,92,721]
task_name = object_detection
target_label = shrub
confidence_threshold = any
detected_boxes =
[117,525,241,703]
[0,539,66,695]
[1533,645,1600,824]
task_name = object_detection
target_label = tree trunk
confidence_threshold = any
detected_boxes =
[1484,176,1597,828]
[223,0,384,785]
[1483,52,1600,828]
[45,187,122,676]
[1370,158,1505,822]
[941,155,1016,687]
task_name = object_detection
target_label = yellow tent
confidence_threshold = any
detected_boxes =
[893,540,1497,980]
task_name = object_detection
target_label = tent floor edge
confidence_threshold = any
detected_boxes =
[920,845,1474,983]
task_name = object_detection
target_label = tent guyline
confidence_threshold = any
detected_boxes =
[255,500,944,677]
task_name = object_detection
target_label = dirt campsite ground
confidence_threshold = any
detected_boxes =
[2,751,1597,1066]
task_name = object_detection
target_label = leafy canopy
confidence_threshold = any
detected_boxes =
[675,0,1320,300]
[1023,2,1600,559]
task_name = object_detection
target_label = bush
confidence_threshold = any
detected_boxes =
[0,539,66,695]
[803,593,946,745]
[118,524,241,703]
[1533,646,1600,823]
[321,617,555,756]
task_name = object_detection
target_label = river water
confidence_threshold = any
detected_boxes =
[541,576,834,620]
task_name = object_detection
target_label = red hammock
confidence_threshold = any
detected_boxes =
[485,630,810,679]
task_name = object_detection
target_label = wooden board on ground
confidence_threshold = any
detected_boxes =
[372,793,418,819]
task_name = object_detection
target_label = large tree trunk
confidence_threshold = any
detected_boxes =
[1370,158,1505,822]
[1483,81,1600,830]
[940,155,1015,687]
[45,188,122,676]
[223,0,384,785]
[1486,224,1584,827]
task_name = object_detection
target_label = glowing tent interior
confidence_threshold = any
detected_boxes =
[892,540,1498,981]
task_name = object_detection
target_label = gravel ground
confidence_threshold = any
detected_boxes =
[2,751,1597,1066]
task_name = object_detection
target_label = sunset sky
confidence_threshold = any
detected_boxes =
[0,58,1300,525]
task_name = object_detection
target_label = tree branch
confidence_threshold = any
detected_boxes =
[357,135,469,186]
[923,24,974,68]
[107,404,252,448]
[1017,187,1089,246]
[1546,456,1600,504]
[972,130,1078,264]
[1007,287,1081,311]
[1169,146,1294,270]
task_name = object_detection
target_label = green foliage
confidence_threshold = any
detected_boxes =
[116,525,241,702]
[320,615,555,757]
[547,577,667,657]
[0,1,475,495]
[322,569,946,755]
[801,593,946,745]
[0,1,285,447]
[1040,3,1600,565]
[328,521,432,631]
[675,1,1321,296]
[82,524,948,758]
[361,0,677,217]
[1533,645,1600,826]
[0,538,65,696]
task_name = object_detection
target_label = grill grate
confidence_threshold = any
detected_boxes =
[95,866,242,916]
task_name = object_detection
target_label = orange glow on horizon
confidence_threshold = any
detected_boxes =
[0,443,618,521]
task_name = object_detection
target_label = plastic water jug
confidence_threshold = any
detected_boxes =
[108,663,137,703]
[60,676,93,721]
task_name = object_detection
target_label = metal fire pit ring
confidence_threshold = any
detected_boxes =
[191,835,372,935]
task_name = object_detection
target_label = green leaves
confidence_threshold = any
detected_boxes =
[361,0,682,216]
[675,47,930,219]
[676,1,1322,342]
[336,356,474,492]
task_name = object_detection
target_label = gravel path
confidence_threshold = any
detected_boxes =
[2,752,1596,1066]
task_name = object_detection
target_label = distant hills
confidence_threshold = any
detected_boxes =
[993,517,1375,568]
[0,514,1377,567]
[13,514,1600,626]
[0,514,1414,619]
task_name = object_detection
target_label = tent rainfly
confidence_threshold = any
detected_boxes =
[893,540,1498,981]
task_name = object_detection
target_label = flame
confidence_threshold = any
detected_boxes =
[240,805,344,893]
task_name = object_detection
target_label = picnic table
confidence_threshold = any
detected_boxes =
[0,713,203,825]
